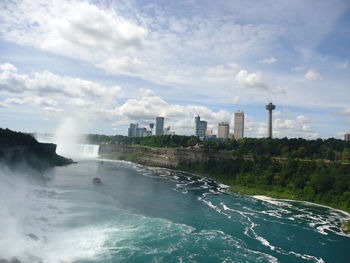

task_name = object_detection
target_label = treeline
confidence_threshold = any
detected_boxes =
[179,157,350,211]
[202,137,350,161]
[86,134,201,148]
[0,128,38,147]
[87,134,350,161]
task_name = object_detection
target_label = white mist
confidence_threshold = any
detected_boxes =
[52,117,99,159]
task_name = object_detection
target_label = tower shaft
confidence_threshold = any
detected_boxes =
[265,103,276,138]
[268,109,273,138]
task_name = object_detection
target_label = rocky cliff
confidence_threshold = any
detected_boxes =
[0,128,73,170]
[99,144,253,168]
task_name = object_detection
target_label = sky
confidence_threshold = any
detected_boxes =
[0,0,350,138]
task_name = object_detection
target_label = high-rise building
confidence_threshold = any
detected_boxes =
[136,127,149,137]
[234,111,244,140]
[195,115,207,137]
[128,123,138,137]
[128,123,151,137]
[218,122,230,139]
[345,133,350,142]
[155,117,164,135]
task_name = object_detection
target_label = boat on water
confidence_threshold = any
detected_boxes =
[92,177,101,184]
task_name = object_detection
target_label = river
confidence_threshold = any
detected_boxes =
[1,159,350,263]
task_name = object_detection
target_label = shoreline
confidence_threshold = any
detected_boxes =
[251,195,350,216]
[98,155,350,235]
[251,195,350,235]
[99,156,350,212]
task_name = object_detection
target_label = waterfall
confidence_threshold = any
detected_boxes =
[77,144,100,158]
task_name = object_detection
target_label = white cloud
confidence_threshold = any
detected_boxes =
[0,63,18,72]
[69,98,94,108]
[296,115,309,123]
[0,0,283,85]
[1,0,147,57]
[0,64,27,93]
[42,106,63,113]
[273,111,282,117]
[304,69,322,80]
[342,108,350,115]
[97,57,147,76]
[235,70,285,93]
[0,63,121,100]
[4,96,57,107]
[0,102,9,108]
[259,57,277,64]
[338,61,349,69]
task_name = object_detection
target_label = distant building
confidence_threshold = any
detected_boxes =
[195,115,207,137]
[128,123,150,137]
[206,129,214,137]
[128,123,138,137]
[218,122,230,139]
[234,111,244,140]
[155,117,164,135]
[345,133,350,142]
[136,127,149,137]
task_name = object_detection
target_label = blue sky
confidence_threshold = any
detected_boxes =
[0,0,349,138]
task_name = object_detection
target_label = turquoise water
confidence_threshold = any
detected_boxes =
[1,159,350,263]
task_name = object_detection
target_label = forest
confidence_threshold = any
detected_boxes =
[178,156,350,211]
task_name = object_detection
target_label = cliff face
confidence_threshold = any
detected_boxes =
[99,144,252,168]
[0,128,73,170]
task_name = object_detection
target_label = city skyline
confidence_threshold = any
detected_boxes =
[0,0,349,138]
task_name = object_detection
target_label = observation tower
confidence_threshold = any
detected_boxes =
[265,102,276,138]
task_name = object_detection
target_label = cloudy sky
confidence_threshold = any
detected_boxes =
[0,0,349,138]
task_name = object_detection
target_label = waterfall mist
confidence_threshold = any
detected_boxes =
[36,118,99,159]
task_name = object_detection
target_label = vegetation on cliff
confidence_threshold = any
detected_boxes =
[178,156,350,212]
[86,134,201,148]
[0,128,73,170]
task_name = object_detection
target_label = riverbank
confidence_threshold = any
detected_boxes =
[99,144,350,214]
[100,153,350,235]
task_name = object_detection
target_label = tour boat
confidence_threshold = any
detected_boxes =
[93,177,101,184]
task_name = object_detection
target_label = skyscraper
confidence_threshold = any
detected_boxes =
[218,122,229,139]
[128,123,138,137]
[234,111,244,140]
[155,117,164,135]
[195,115,207,137]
